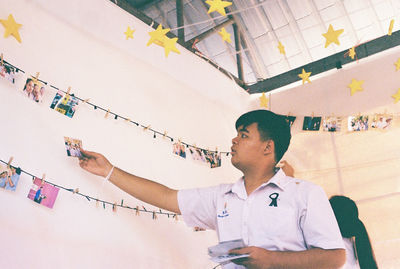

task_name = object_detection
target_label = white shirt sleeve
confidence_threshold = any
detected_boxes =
[301,185,345,250]
[177,185,222,230]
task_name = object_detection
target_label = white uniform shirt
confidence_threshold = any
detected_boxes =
[341,237,360,269]
[178,169,345,268]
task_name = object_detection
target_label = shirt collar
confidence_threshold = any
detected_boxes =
[226,168,291,198]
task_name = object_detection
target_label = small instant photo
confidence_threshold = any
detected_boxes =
[0,165,21,192]
[348,115,369,131]
[22,78,45,103]
[370,114,393,130]
[64,136,83,158]
[27,177,60,209]
[302,116,322,131]
[322,116,342,132]
[205,151,222,169]
[285,116,296,129]
[0,63,16,84]
[188,146,207,164]
[172,142,186,159]
[50,90,79,118]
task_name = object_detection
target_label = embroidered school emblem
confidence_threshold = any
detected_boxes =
[217,202,229,218]
[268,193,279,207]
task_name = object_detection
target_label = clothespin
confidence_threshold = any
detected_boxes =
[174,214,178,221]
[215,147,218,153]
[135,206,140,216]
[193,143,197,148]
[83,98,90,104]
[178,138,182,144]
[125,118,131,122]
[105,109,110,118]
[41,173,46,185]
[66,86,71,95]
[143,125,151,131]
[112,202,117,212]
[7,156,13,168]
[0,53,3,66]
[163,131,167,139]
[96,199,99,207]
[142,206,147,212]
[311,112,315,118]
[152,211,157,220]
[72,188,79,194]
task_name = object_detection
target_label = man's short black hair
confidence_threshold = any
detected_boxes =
[235,110,291,163]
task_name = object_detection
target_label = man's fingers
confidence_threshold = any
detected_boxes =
[229,247,250,255]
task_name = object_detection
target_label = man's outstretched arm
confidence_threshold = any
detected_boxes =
[79,149,180,214]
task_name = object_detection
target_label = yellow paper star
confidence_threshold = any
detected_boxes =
[259,92,268,108]
[322,24,344,48]
[395,58,400,71]
[392,89,400,103]
[163,36,180,57]
[278,41,285,55]
[147,24,170,47]
[0,14,22,43]
[124,26,135,40]
[298,68,311,84]
[218,27,231,43]
[205,0,232,17]
[348,79,364,96]
[348,47,356,59]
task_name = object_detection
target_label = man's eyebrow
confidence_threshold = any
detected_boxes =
[238,127,249,133]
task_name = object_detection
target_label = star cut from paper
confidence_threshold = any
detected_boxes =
[395,58,400,71]
[298,68,311,84]
[147,24,170,47]
[278,41,285,55]
[349,47,356,59]
[348,79,364,96]
[322,24,344,48]
[124,26,135,40]
[218,27,231,43]
[259,92,268,108]
[163,36,180,57]
[392,89,400,103]
[205,0,232,17]
[0,14,22,43]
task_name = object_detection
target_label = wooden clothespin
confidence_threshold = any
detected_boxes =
[163,131,167,139]
[41,173,46,185]
[135,206,140,216]
[66,86,71,95]
[215,147,218,153]
[193,143,197,148]
[174,214,178,221]
[112,202,117,212]
[7,156,13,168]
[125,118,131,122]
[311,112,315,118]
[143,125,151,131]
[0,53,3,66]
[105,109,110,118]
[152,211,157,220]
[96,199,99,207]
[72,188,79,194]
[31,72,40,84]
[178,138,182,144]
[83,98,90,104]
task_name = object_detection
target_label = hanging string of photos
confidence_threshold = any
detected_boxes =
[0,56,230,157]
[0,158,178,220]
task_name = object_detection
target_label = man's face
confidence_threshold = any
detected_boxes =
[230,122,269,171]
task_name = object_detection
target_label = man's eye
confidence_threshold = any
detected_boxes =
[241,134,247,138]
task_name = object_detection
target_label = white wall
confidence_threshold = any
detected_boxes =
[0,0,248,268]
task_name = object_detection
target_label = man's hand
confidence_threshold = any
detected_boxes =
[79,149,113,178]
[230,247,273,269]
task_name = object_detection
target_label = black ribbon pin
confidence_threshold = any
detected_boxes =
[269,193,279,207]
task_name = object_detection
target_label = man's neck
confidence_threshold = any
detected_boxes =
[243,168,276,196]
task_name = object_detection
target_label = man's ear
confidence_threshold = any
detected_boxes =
[263,139,274,155]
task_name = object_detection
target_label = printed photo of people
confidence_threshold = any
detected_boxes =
[205,151,222,168]
[22,78,45,103]
[348,115,369,131]
[285,116,296,129]
[27,177,60,209]
[188,146,207,164]
[0,165,21,191]
[64,137,83,157]
[173,142,186,159]
[50,90,79,118]
[322,116,342,132]
[0,63,16,84]
[302,116,322,131]
[371,114,393,130]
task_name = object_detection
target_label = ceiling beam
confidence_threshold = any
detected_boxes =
[248,30,400,94]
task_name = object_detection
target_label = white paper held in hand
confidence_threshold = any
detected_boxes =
[208,239,250,264]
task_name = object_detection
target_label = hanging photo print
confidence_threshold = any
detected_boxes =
[188,146,207,165]
[0,165,21,191]
[285,116,296,128]
[302,116,322,131]
[371,114,393,130]
[172,142,186,158]
[205,151,222,168]
[322,116,342,132]
[348,115,369,131]
[64,136,83,157]
[0,62,16,84]
[22,78,45,103]
[50,90,79,118]
[27,177,59,209]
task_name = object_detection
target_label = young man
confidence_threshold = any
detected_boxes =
[78,110,345,269]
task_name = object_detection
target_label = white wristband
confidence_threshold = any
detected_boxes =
[105,166,114,181]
